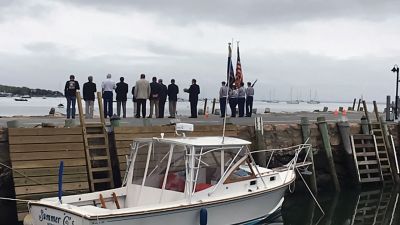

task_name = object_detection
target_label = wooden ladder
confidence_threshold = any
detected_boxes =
[76,91,114,191]
[362,101,393,183]
[351,134,383,183]
[370,122,393,182]
[372,187,392,225]
[351,189,381,225]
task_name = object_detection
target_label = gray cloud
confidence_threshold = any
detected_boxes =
[0,45,394,102]
[0,0,52,22]
[60,0,400,26]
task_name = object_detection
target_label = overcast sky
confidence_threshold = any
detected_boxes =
[1,0,400,102]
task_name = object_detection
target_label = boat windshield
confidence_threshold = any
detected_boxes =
[126,139,253,198]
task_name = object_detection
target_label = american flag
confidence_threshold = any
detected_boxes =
[227,44,235,88]
[235,44,243,87]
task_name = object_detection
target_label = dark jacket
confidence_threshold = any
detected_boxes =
[167,83,179,101]
[115,81,128,101]
[149,81,161,100]
[159,83,168,102]
[64,80,80,97]
[82,81,97,101]
[131,86,136,102]
[188,84,200,102]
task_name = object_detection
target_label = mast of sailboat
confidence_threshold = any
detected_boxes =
[222,41,234,143]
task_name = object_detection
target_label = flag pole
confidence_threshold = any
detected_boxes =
[222,41,233,143]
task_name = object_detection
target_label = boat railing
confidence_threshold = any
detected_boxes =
[249,143,313,169]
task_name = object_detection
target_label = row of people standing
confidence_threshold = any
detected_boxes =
[64,74,190,119]
[219,81,254,118]
[64,74,128,119]
[134,74,180,118]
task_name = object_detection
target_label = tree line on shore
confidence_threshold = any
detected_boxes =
[0,84,63,97]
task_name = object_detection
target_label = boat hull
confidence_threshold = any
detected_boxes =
[29,185,287,225]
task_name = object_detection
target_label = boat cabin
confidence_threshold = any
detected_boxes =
[123,136,265,207]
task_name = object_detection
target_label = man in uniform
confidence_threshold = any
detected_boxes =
[246,82,254,117]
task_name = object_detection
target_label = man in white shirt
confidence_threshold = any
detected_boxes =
[101,74,116,118]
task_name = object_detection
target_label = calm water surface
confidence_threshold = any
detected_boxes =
[263,186,400,225]
[0,97,386,116]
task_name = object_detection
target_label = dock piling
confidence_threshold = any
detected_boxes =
[337,121,358,185]
[211,98,216,114]
[203,98,208,114]
[254,117,267,167]
[300,117,318,195]
[317,116,341,192]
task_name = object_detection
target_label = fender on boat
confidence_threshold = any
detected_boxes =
[200,208,208,225]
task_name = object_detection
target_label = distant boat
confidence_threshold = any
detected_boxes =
[57,103,64,108]
[21,95,31,98]
[307,100,320,104]
[286,100,300,104]
[266,89,280,103]
[287,88,299,104]
[307,89,320,104]
[15,98,28,102]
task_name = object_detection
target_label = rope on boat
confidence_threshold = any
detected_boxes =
[295,167,325,215]
[0,197,36,203]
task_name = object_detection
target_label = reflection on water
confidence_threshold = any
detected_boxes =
[262,186,400,225]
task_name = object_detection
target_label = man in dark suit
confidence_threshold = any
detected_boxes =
[115,77,129,118]
[167,79,179,118]
[184,79,200,118]
[158,79,168,118]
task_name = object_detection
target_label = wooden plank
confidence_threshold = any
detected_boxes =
[356,152,377,157]
[115,131,238,141]
[11,158,87,169]
[12,166,88,178]
[8,127,82,136]
[15,182,89,195]
[360,177,382,183]
[358,160,379,165]
[354,143,376,148]
[114,126,175,134]
[9,134,83,144]
[352,135,374,140]
[14,174,88,186]
[10,150,85,161]
[9,142,84,152]
[114,125,237,135]
[359,169,380,174]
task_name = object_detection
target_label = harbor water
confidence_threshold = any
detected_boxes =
[261,186,400,225]
[0,97,386,117]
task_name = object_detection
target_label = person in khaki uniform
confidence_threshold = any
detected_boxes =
[134,74,151,118]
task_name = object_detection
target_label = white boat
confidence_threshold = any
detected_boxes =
[14,98,28,102]
[307,89,320,104]
[27,124,309,225]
